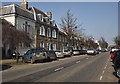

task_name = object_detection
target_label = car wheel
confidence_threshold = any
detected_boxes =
[30,58,34,64]
[22,57,26,63]
[116,68,120,78]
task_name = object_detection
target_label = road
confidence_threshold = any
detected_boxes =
[2,52,119,83]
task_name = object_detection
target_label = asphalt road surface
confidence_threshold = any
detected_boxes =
[2,52,119,83]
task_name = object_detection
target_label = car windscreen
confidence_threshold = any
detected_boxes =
[55,50,62,52]
[25,50,32,55]
[64,50,69,52]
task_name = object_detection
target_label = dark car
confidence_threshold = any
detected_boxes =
[111,50,120,60]
[22,48,49,64]
[113,54,120,78]
[110,49,119,54]
[112,50,120,64]
[47,50,57,60]
[79,50,87,55]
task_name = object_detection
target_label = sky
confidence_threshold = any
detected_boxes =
[1,1,118,45]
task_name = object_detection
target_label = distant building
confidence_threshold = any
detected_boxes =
[95,40,101,50]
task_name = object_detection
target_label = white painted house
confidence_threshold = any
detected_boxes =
[0,2,36,56]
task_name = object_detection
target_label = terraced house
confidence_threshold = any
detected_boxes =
[29,7,59,50]
[1,0,83,57]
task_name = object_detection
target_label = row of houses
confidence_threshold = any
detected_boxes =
[0,1,85,56]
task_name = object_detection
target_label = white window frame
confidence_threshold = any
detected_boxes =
[47,17,50,24]
[59,35,61,42]
[47,28,51,37]
[52,29,56,38]
[40,41,44,48]
[40,25,45,36]
[47,42,51,50]
[53,44,56,50]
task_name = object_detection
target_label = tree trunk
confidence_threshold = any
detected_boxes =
[16,46,19,62]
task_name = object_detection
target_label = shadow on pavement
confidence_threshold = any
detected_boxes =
[118,80,120,84]
[2,64,12,71]
[112,65,114,67]
[113,72,117,77]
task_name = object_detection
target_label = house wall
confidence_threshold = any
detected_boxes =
[16,15,35,55]
[0,14,15,26]
[36,22,58,50]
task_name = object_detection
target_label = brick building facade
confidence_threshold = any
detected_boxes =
[1,0,84,55]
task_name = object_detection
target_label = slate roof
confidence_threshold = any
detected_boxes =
[0,4,34,20]
[29,7,47,17]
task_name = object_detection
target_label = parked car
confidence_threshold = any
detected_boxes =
[101,49,106,52]
[78,50,83,55]
[112,50,120,63]
[54,50,64,58]
[95,49,99,54]
[22,48,49,64]
[87,49,96,55]
[63,50,71,57]
[72,50,80,55]
[82,50,87,54]
[113,54,120,78]
[110,49,119,54]
[47,50,57,60]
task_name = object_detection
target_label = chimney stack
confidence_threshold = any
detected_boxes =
[46,11,52,20]
[21,0,28,9]
[75,32,78,37]
[63,26,66,33]
[69,27,72,34]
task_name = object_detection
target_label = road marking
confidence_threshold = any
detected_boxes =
[104,66,106,69]
[76,61,80,64]
[54,67,64,72]
[102,70,105,74]
[86,58,88,59]
[100,76,103,80]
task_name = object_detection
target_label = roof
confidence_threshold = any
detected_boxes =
[29,6,47,17]
[0,4,34,20]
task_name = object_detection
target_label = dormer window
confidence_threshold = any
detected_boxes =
[40,25,45,36]
[44,17,50,24]
[53,20,55,26]
[52,29,56,38]
[41,14,44,22]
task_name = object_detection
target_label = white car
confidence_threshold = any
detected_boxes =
[110,49,119,54]
[87,49,96,55]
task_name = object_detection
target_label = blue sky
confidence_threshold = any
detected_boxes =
[2,2,118,45]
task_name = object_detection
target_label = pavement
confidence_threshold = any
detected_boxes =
[2,59,16,64]
[2,52,119,83]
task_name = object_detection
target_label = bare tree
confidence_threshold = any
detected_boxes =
[113,36,120,46]
[98,37,108,49]
[60,9,82,34]
[84,35,99,49]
